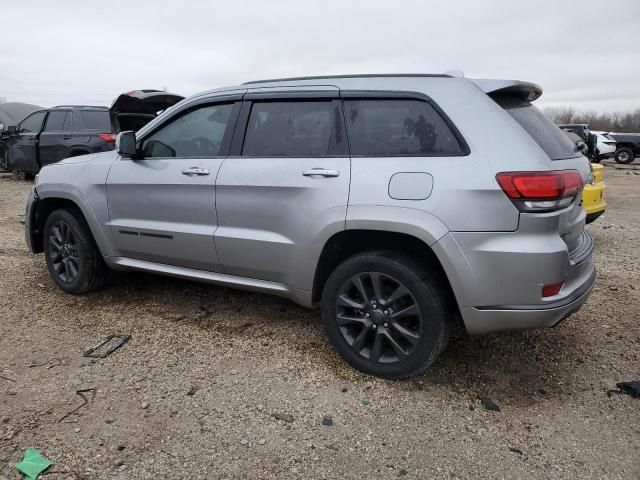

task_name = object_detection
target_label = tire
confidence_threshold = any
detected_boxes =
[43,208,108,294]
[614,147,635,164]
[321,251,453,379]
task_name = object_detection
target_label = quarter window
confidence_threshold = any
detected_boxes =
[44,111,68,132]
[242,101,340,157]
[79,110,111,131]
[142,103,234,158]
[343,99,465,156]
[19,111,47,133]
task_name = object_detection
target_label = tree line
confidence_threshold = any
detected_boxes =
[544,107,640,134]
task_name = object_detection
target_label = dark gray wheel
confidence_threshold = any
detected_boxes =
[43,209,108,294]
[614,147,634,164]
[322,251,452,378]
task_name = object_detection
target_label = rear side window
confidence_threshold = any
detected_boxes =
[242,101,340,156]
[343,99,466,156]
[44,111,68,132]
[494,96,581,160]
[78,110,111,131]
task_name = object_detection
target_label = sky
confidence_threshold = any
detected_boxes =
[1,0,638,112]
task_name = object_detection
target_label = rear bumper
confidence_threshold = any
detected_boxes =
[432,214,596,335]
[460,267,595,334]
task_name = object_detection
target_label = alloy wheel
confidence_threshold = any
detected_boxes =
[48,220,80,283]
[335,272,423,364]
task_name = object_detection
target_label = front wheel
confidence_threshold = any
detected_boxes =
[43,209,108,294]
[614,147,635,164]
[321,251,453,379]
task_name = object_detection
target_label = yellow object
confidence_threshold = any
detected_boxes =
[582,163,606,222]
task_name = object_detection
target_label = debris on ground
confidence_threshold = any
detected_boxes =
[321,416,333,426]
[15,448,53,480]
[509,447,524,455]
[480,397,501,412]
[83,335,130,358]
[58,389,96,423]
[616,381,640,398]
[186,386,199,396]
[271,413,294,423]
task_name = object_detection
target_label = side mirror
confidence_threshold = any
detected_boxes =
[576,141,589,156]
[6,125,17,135]
[116,131,137,157]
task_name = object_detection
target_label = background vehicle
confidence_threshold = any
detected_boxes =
[557,123,601,161]
[609,133,640,164]
[590,131,617,161]
[0,90,183,178]
[25,74,594,378]
[0,102,42,171]
[583,163,606,223]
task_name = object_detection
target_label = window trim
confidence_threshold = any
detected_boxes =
[340,90,470,158]
[135,99,242,160]
[230,96,349,158]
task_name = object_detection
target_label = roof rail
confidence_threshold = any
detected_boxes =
[52,105,108,109]
[243,73,451,85]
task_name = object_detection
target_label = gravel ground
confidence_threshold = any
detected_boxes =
[1,165,639,479]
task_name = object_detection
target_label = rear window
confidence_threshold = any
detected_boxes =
[78,110,111,131]
[44,111,68,132]
[495,96,581,160]
[343,99,466,156]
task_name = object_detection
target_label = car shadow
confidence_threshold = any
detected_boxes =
[85,270,587,408]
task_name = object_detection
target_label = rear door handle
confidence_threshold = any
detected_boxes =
[181,167,210,176]
[302,168,340,178]
[62,135,71,140]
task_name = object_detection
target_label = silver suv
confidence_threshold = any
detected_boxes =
[25,74,595,378]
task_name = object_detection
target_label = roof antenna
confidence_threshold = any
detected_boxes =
[444,70,465,78]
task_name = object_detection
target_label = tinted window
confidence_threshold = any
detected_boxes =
[44,111,68,132]
[62,111,73,131]
[495,96,581,160]
[79,110,111,131]
[142,103,234,158]
[242,101,339,156]
[344,99,465,156]
[19,111,47,133]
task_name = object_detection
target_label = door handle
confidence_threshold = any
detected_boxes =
[302,168,340,178]
[181,167,210,176]
[62,135,71,140]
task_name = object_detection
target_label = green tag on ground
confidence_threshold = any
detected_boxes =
[16,448,53,480]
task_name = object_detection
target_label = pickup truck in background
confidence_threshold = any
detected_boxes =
[0,90,183,179]
[610,133,640,164]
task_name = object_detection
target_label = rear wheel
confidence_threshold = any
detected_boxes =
[321,251,452,379]
[614,147,634,164]
[43,209,108,294]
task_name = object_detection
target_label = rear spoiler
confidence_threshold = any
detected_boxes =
[470,79,543,102]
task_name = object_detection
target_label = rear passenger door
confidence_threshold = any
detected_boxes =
[214,89,350,288]
[39,110,71,167]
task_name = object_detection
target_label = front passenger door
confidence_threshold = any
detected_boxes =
[106,97,242,272]
[39,110,71,167]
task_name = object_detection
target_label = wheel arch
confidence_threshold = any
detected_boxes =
[33,186,113,257]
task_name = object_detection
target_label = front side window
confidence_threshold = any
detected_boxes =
[44,111,68,132]
[142,103,234,158]
[344,99,465,156]
[19,111,47,133]
[242,101,339,156]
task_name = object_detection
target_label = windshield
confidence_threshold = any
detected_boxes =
[493,95,582,160]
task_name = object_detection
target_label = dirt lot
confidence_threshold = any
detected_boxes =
[1,164,639,479]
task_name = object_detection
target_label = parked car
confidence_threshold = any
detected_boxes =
[0,102,43,171]
[609,133,640,164]
[590,131,617,162]
[557,123,601,161]
[582,163,607,223]
[25,74,595,378]
[1,90,183,178]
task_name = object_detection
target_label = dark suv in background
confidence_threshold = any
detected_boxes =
[0,90,183,178]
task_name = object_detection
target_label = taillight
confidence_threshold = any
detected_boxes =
[98,133,117,143]
[496,170,583,212]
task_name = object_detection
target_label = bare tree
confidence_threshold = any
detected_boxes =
[544,107,640,133]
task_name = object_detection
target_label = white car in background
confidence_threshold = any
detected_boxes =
[591,131,617,162]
